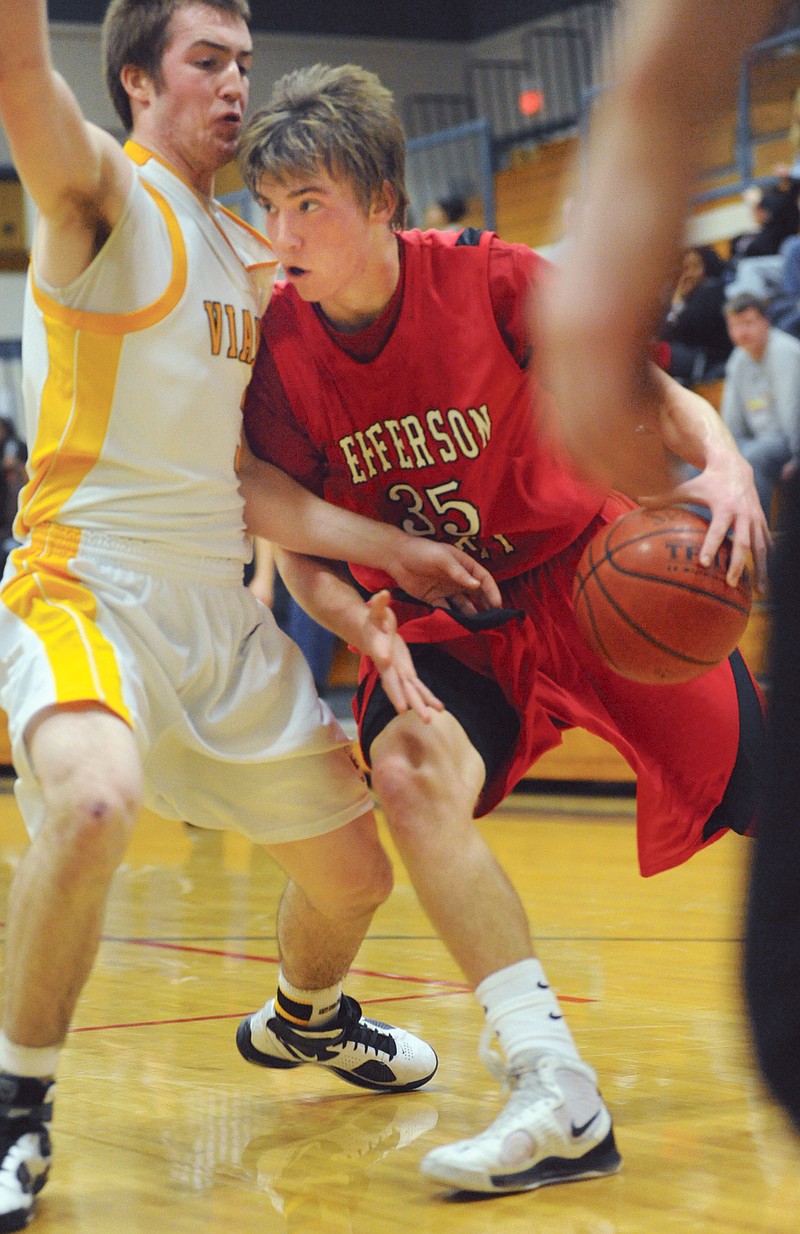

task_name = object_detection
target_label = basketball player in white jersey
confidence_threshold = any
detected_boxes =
[0,3,502,1227]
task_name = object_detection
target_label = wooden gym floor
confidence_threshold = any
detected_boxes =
[1,737,799,1234]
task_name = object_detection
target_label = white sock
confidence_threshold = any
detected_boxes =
[273,971,342,1028]
[476,958,581,1069]
[0,1032,60,1079]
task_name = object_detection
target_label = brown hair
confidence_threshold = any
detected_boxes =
[238,63,409,230]
[724,292,770,318]
[102,0,251,130]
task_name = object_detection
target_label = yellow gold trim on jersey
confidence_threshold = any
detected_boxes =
[17,318,124,535]
[2,527,131,723]
[28,184,188,335]
[124,140,276,271]
[125,140,158,168]
[216,199,277,252]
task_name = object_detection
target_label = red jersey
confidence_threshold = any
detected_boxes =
[244,229,765,876]
[244,229,604,589]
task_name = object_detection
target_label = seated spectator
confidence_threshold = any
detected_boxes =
[657,245,732,383]
[421,194,468,231]
[725,173,800,303]
[766,233,800,338]
[729,181,800,263]
[722,293,800,518]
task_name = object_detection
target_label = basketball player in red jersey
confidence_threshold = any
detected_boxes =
[237,63,769,1195]
[542,0,800,1132]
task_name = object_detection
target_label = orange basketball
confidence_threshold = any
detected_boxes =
[573,506,753,684]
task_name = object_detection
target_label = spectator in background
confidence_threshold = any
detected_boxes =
[658,244,732,383]
[730,181,800,263]
[722,292,800,518]
[764,231,800,337]
[785,84,800,179]
[724,181,800,304]
[422,193,468,230]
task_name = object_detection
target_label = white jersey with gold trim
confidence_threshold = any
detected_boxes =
[17,142,276,563]
[0,145,368,842]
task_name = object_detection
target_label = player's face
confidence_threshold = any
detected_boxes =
[726,308,770,359]
[255,167,393,326]
[138,4,252,188]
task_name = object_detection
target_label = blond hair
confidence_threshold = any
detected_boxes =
[239,63,409,229]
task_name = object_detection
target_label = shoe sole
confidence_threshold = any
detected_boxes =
[0,1136,49,1233]
[0,1177,45,1234]
[421,1128,622,1194]
[236,1018,438,1093]
[0,1209,36,1233]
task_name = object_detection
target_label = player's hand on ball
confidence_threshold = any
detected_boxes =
[573,506,753,683]
[639,454,770,593]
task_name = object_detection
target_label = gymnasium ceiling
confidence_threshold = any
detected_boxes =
[49,1,588,43]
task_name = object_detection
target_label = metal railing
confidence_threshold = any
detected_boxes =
[403,12,800,228]
[580,26,800,207]
[403,1,614,170]
[406,118,495,231]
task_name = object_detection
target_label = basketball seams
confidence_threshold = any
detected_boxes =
[593,559,750,615]
[601,524,751,615]
[580,535,749,617]
[575,549,718,671]
[572,505,753,683]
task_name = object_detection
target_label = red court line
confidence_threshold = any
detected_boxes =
[65,938,593,1034]
[122,938,470,990]
[69,990,468,1034]
[119,938,593,1003]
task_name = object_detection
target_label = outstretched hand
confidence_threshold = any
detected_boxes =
[390,536,501,614]
[354,591,444,723]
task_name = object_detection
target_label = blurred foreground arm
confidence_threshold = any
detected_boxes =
[542,0,778,496]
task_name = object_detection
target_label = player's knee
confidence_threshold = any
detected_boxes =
[371,726,469,838]
[342,830,394,916]
[371,738,438,816]
[316,844,393,921]
[305,808,394,920]
[39,773,141,878]
[352,862,393,918]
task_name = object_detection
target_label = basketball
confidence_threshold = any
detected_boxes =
[573,506,753,684]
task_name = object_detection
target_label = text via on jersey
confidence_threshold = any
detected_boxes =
[204,301,260,365]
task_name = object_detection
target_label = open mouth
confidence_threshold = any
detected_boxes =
[285,266,307,277]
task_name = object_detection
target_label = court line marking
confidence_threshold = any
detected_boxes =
[67,938,595,1032]
[121,937,595,1001]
